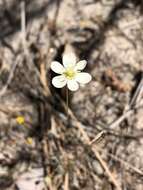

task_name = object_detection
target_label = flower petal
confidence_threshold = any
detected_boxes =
[52,75,67,88]
[75,60,87,71]
[67,80,79,91]
[75,72,92,84]
[51,61,65,74]
[62,53,77,68]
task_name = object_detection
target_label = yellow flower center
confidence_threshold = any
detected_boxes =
[64,68,76,80]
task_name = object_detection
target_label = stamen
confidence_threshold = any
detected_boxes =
[64,68,76,80]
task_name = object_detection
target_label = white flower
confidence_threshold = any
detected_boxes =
[51,53,92,91]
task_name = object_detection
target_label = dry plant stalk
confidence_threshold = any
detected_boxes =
[40,61,51,97]
[61,100,122,190]
[20,0,27,53]
[63,173,69,190]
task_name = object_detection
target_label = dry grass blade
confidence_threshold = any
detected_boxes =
[63,173,69,190]
[129,75,143,107]
[20,0,27,53]
[40,61,51,97]
[92,146,122,190]
[109,109,133,129]
[0,56,22,97]
[107,152,143,176]
[64,102,122,190]
[89,131,106,145]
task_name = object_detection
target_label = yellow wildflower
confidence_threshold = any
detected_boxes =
[26,137,33,145]
[16,116,25,125]
[44,176,51,186]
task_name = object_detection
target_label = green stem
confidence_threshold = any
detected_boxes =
[66,87,69,121]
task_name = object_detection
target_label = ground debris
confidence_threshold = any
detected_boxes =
[0,0,143,190]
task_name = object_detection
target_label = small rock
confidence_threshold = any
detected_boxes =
[92,160,104,175]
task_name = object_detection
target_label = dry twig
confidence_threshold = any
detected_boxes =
[106,152,143,176]
[63,173,69,190]
[65,103,122,190]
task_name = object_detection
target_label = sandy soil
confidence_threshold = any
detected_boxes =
[0,0,143,190]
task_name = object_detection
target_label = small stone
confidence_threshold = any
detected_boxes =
[92,160,104,175]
